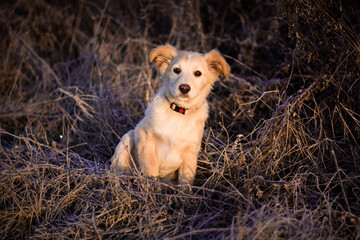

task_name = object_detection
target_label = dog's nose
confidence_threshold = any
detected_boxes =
[179,84,191,94]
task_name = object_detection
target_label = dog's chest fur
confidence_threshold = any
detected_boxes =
[139,91,209,175]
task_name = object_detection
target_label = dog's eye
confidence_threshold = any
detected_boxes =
[173,68,181,74]
[194,71,202,77]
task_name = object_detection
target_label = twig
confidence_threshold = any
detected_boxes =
[224,54,266,79]
[330,149,351,213]
[92,206,102,240]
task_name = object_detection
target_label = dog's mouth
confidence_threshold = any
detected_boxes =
[167,87,194,103]
[178,93,190,99]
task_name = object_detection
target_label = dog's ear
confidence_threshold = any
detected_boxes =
[149,44,177,73]
[205,49,230,78]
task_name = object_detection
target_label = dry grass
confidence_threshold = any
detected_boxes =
[0,0,359,239]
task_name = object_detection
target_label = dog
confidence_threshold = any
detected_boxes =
[110,44,230,186]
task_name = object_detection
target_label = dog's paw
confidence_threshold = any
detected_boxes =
[149,176,159,181]
[179,184,193,194]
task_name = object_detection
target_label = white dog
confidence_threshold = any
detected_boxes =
[111,44,230,185]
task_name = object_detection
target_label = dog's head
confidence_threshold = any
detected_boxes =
[149,44,230,106]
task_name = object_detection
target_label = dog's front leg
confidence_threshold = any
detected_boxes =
[135,128,160,180]
[178,150,198,185]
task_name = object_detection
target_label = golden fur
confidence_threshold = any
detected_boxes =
[110,44,230,185]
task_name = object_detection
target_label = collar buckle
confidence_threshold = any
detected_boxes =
[170,102,186,115]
